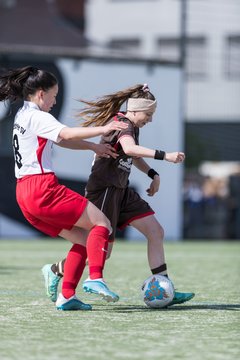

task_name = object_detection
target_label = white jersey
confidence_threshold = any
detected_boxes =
[13,101,66,179]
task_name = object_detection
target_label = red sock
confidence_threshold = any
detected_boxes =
[62,244,87,299]
[87,226,109,280]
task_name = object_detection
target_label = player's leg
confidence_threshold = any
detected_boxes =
[55,226,93,311]
[119,188,167,274]
[42,227,88,303]
[42,187,119,304]
[130,215,195,306]
[42,198,118,303]
[106,241,114,259]
[85,187,117,260]
[75,200,119,302]
[19,175,110,308]
[42,239,115,303]
[57,211,117,308]
[40,196,116,307]
[130,215,167,275]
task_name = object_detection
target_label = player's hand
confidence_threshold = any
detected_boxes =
[94,143,119,159]
[165,152,185,164]
[103,121,128,135]
[146,175,160,196]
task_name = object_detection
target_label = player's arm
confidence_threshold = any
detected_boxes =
[59,120,128,141]
[57,139,118,158]
[133,157,160,197]
[132,157,153,173]
[119,135,155,158]
[119,135,185,163]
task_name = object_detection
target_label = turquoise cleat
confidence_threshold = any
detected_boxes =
[41,264,61,302]
[56,293,92,311]
[83,279,119,303]
[168,291,195,306]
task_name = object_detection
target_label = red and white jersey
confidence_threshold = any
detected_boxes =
[13,101,66,179]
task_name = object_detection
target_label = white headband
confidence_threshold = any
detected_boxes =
[127,98,157,112]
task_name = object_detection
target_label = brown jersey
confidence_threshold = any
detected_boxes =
[86,113,139,192]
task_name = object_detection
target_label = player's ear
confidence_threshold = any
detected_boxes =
[38,89,45,100]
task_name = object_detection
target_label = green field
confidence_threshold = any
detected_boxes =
[0,239,239,360]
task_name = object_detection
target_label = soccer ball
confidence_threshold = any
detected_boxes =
[141,274,175,308]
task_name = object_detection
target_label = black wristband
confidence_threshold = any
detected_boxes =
[154,150,165,160]
[148,168,159,179]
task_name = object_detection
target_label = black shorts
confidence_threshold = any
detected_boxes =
[86,186,154,241]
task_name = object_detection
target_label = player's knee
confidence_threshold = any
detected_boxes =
[97,216,112,234]
[103,216,111,233]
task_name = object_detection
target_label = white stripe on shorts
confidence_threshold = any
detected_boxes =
[100,188,109,212]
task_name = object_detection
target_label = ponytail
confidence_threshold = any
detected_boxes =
[0,66,57,102]
[77,84,155,127]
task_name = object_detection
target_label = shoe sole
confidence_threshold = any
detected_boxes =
[83,285,119,303]
[57,306,92,311]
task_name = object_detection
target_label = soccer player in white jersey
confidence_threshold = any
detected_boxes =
[0,66,128,310]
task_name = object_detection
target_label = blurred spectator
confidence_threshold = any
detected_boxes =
[227,171,240,239]
[183,173,232,239]
[183,175,204,239]
[202,177,228,239]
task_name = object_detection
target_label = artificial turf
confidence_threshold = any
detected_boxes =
[0,239,239,360]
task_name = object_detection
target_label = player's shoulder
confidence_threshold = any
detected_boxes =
[31,109,56,123]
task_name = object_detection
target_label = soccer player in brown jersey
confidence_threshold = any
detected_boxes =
[42,83,195,306]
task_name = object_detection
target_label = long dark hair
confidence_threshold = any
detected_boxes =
[0,66,57,102]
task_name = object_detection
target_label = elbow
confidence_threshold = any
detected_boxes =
[124,150,133,156]
[59,127,73,141]
[123,147,134,156]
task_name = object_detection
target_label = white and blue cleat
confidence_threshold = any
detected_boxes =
[83,278,119,303]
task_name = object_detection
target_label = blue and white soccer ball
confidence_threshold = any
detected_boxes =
[141,274,175,308]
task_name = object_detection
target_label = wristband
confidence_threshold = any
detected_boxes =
[154,150,165,160]
[148,169,159,179]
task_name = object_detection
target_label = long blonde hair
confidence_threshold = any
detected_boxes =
[77,84,155,127]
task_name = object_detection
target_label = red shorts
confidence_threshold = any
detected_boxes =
[16,173,88,237]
